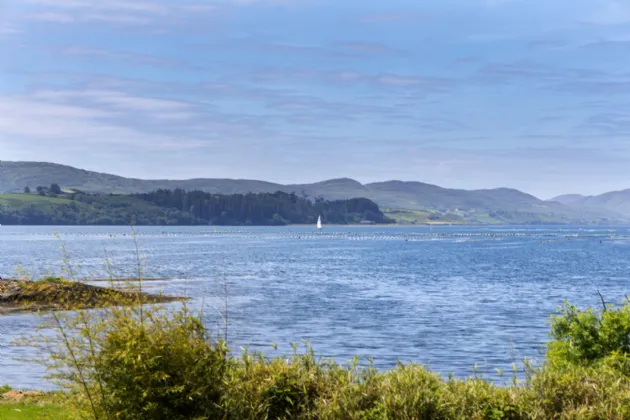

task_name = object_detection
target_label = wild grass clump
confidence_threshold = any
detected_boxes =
[41,295,630,419]
[34,276,67,285]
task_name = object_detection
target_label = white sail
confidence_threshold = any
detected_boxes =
[317,216,322,229]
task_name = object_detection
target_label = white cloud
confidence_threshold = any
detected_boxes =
[29,89,195,113]
[0,86,271,160]
[81,13,154,24]
[28,12,76,23]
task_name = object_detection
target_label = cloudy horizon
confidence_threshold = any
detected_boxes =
[2,0,630,199]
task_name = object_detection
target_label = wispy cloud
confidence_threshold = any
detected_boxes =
[579,36,630,50]
[579,112,630,135]
[0,22,22,36]
[335,41,403,55]
[359,12,428,24]
[3,0,630,195]
[59,46,198,69]
[246,68,455,92]
[0,86,277,169]
[28,12,155,25]
[22,0,170,14]
[191,38,402,60]
[551,78,630,95]
[587,0,630,25]
[474,60,630,96]
[18,0,221,27]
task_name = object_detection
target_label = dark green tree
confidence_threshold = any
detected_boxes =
[24,186,31,194]
[50,183,62,194]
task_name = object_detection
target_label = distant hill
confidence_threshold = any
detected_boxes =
[549,190,630,219]
[0,161,625,224]
[0,161,283,195]
[550,194,588,206]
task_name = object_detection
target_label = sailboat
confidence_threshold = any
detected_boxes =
[317,215,322,230]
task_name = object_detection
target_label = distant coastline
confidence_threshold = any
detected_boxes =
[2,161,627,225]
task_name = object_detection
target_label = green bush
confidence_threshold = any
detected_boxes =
[524,362,630,419]
[548,300,630,374]
[221,345,341,419]
[93,309,227,420]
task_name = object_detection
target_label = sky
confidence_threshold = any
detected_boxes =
[1,0,629,199]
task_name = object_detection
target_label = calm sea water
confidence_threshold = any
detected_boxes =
[1,225,629,389]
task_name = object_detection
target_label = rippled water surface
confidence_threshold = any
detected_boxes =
[1,225,629,388]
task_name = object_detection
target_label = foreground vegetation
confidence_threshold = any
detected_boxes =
[0,188,393,226]
[14,289,626,419]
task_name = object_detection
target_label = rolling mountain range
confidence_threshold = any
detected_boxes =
[0,161,628,224]
[550,191,630,219]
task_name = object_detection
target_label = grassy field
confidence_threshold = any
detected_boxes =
[0,387,72,420]
[0,193,78,208]
[0,402,71,419]
[384,208,467,225]
[384,207,581,225]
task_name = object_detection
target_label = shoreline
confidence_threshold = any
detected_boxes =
[0,279,187,315]
[0,221,611,227]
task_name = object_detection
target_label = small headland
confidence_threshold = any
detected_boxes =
[0,277,186,314]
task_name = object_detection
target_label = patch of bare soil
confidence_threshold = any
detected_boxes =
[1,391,42,401]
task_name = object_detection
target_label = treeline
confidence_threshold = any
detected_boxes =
[0,189,393,226]
[0,194,198,226]
[135,189,393,225]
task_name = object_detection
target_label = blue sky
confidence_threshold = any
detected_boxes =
[1,0,629,198]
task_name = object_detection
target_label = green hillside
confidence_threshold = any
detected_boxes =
[0,161,283,195]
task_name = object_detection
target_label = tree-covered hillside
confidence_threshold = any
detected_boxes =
[0,188,392,226]
[138,189,390,225]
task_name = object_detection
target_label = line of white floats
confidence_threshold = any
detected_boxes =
[8,231,628,242]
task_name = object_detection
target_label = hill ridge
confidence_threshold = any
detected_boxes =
[0,161,627,223]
